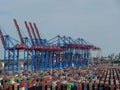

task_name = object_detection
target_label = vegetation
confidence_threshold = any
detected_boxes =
[0,60,3,62]
[113,59,120,64]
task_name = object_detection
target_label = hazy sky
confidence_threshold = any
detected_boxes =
[0,0,120,58]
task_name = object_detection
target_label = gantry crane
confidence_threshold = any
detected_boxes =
[0,28,20,73]
[25,21,65,70]
[48,35,99,67]
[14,19,32,71]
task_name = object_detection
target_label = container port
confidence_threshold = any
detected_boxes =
[0,1,120,89]
[0,19,120,90]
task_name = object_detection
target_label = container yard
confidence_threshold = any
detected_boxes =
[0,64,120,90]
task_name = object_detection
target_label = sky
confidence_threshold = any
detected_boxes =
[0,0,120,58]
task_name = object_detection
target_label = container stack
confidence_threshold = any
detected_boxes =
[0,64,120,90]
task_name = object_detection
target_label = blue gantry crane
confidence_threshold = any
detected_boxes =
[0,28,21,73]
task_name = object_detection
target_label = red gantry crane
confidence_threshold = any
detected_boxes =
[14,19,32,70]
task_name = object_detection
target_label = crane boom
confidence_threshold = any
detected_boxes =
[33,23,41,39]
[24,21,34,46]
[0,29,6,48]
[13,19,24,44]
[29,22,37,40]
